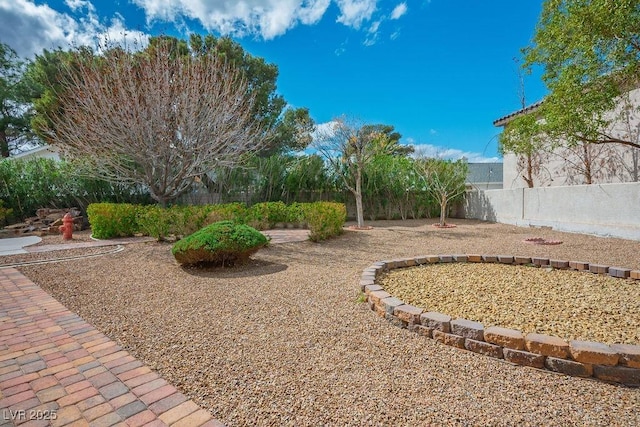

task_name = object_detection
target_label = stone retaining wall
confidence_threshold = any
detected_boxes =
[360,255,640,386]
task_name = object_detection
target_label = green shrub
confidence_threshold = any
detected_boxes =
[0,158,151,222]
[171,220,268,267]
[303,202,346,242]
[137,205,176,241]
[87,203,141,239]
[0,200,12,226]
[247,201,288,229]
[286,202,306,225]
[206,203,248,225]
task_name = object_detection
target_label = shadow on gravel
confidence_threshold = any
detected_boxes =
[180,259,288,278]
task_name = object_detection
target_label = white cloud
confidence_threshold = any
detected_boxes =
[390,2,407,20]
[64,0,95,13]
[335,0,377,29]
[414,143,500,163]
[131,0,333,39]
[0,0,149,57]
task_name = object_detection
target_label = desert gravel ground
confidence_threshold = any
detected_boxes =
[16,219,640,426]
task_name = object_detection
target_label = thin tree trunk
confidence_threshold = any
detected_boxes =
[0,129,9,158]
[440,196,447,226]
[355,168,364,228]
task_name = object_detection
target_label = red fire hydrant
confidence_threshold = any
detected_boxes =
[60,213,74,240]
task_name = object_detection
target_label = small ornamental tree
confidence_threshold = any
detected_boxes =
[414,157,468,227]
[315,117,403,228]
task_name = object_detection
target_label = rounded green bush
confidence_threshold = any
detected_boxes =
[171,220,268,267]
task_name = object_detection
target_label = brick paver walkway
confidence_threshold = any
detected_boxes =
[0,267,224,427]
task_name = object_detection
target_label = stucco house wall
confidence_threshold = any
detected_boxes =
[496,88,640,189]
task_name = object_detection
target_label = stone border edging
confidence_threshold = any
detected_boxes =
[360,255,640,387]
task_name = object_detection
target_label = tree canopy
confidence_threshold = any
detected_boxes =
[0,42,35,157]
[28,34,314,154]
[522,0,640,149]
[314,118,409,228]
[40,38,267,205]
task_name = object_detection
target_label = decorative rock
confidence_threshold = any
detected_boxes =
[359,279,375,291]
[569,261,589,271]
[589,264,609,274]
[408,324,433,338]
[569,340,619,366]
[525,333,570,358]
[363,267,380,276]
[514,256,532,265]
[380,297,404,315]
[608,267,631,279]
[420,312,451,333]
[364,284,384,295]
[394,304,423,324]
[498,255,514,264]
[531,257,550,267]
[401,257,417,267]
[373,304,386,318]
[610,343,640,368]
[503,348,545,369]
[432,330,465,349]
[450,318,484,341]
[465,339,503,359]
[593,365,640,386]
[453,255,468,262]
[361,273,376,282]
[481,255,498,263]
[368,290,391,305]
[414,256,428,265]
[384,313,407,329]
[439,255,453,263]
[467,254,482,263]
[549,259,569,269]
[545,357,593,378]
[484,326,525,350]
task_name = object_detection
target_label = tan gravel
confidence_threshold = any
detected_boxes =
[0,246,118,266]
[16,219,640,426]
[380,262,640,345]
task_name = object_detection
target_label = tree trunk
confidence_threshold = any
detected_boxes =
[439,196,447,226]
[0,129,9,158]
[525,154,534,188]
[355,168,364,228]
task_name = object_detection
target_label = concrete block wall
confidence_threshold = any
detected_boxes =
[463,182,640,241]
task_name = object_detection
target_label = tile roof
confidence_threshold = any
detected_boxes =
[493,100,544,127]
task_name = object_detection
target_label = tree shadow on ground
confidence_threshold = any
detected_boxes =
[180,259,288,278]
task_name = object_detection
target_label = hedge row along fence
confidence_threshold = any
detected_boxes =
[87,201,346,242]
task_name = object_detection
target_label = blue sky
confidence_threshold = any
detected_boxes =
[0,0,547,162]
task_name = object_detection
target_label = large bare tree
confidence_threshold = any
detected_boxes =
[43,40,268,205]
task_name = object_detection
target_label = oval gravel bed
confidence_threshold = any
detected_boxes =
[379,263,640,345]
